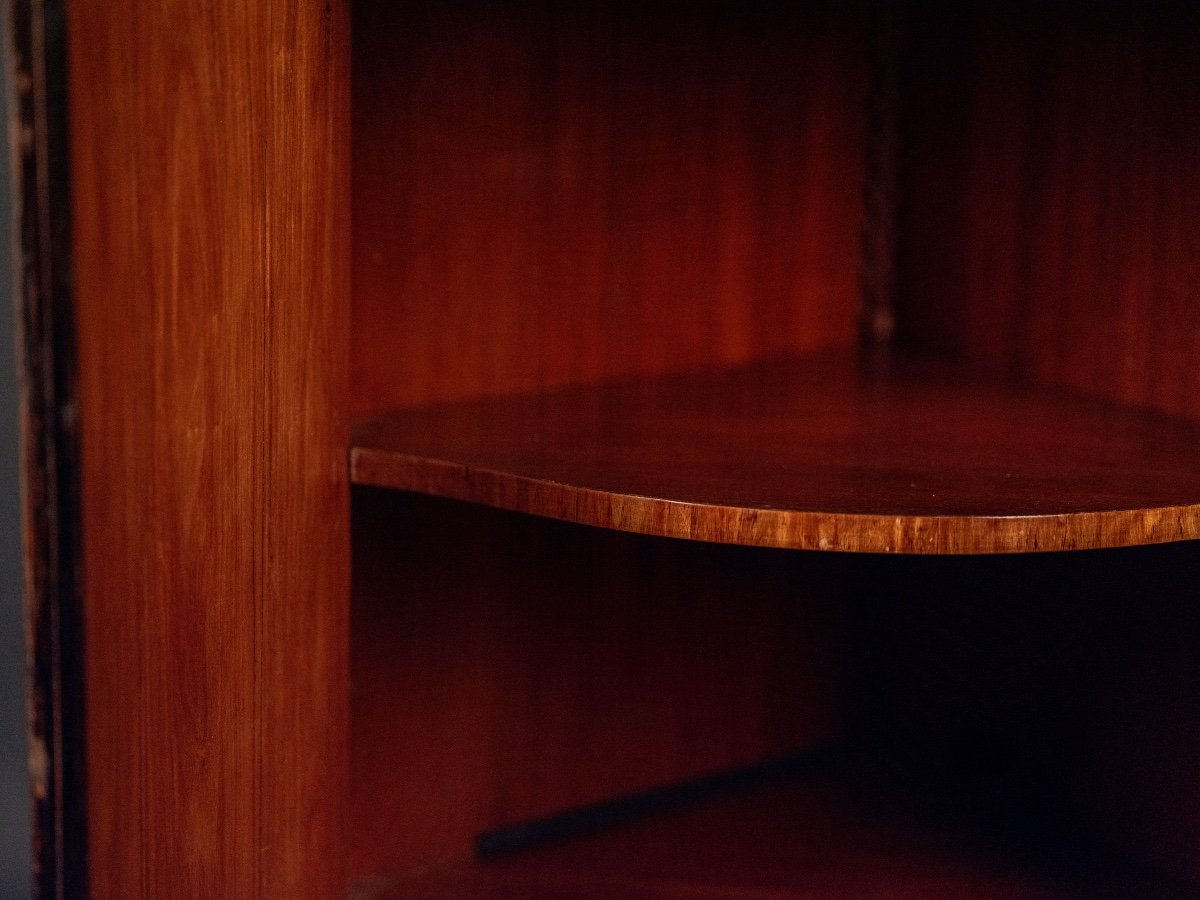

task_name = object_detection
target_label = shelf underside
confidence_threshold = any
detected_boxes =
[356,773,1188,900]
[351,352,1200,554]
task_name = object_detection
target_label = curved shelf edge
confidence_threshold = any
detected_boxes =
[350,448,1200,555]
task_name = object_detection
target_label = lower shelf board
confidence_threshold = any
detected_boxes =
[351,772,1192,899]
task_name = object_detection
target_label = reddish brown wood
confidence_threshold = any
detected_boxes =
[356,774,1190,899]
[351,0,867,415]
[897,3,1200,421]
[48,1,1200,895]
[69,2,350,897]
[352,351,1200,555]
[349,490,848,879]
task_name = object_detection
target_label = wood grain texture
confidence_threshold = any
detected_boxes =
[69,2,349,897]
[351,0,867,415]
[897,2,1200,421]
[352,351,1200,554]
[356,773,1192,899]
[349,489,848,878]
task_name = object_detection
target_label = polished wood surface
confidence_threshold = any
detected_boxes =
[350,490,847,878]
[351,0,867,415]
[898,3,1200,421]
[69,2,349,896]
[353,351,1200,554]
[357,772,1191,899]
[48,0,1200,895]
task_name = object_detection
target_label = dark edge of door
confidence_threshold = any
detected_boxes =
[9,1,85,897]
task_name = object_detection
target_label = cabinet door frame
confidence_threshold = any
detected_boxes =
[11,1,87,896]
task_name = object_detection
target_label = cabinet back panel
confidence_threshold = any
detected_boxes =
[351,1,867,414]
[897,3,1200,420]
[349,489,848,877]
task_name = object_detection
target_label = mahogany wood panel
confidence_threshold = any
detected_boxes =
[351,0,867,415]
[349,489,848,878]
[69,2,349,897]
[897,2,1200,420]
[352,351,1200,554]
[358,774,1192,899]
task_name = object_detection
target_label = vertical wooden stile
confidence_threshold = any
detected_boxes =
[67,3,350,896]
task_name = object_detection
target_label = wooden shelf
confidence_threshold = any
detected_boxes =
[351,351,1200,554]
[355,771,1189,899]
